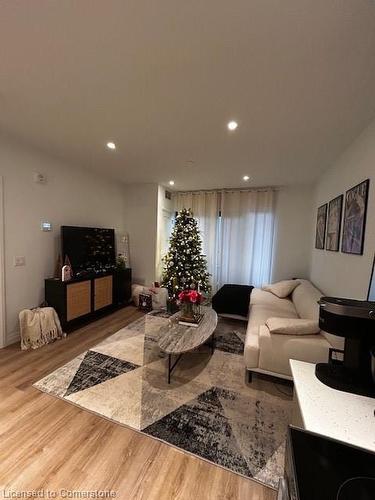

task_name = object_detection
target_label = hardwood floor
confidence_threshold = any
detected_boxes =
[0,307,276,500]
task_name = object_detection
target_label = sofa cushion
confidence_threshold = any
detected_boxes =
[258,325,331,376]
[250,288,297,313]
[291,279,322,321]
[290,280,345,350]
[249,304,298,331]
[262,280,300,298]
[266,317,320,335]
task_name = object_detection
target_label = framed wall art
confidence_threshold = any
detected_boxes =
[326,194,343,252]
[341,179,370,255]
[315,203,328,250]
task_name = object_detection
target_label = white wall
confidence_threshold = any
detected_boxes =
[272,186,314,282]
[0,136,127,344]
[123,183,159,286]
[310,119,375,298]
[156,185,174,281]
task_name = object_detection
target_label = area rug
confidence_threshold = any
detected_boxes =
[34,312,293,489]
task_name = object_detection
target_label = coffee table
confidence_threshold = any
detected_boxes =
[158,306,218,383]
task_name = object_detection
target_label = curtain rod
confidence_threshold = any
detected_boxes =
[172,186,281,195]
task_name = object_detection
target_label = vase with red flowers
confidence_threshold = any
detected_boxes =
[178,288,203,325]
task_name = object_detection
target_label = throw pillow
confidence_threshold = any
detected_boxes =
[266,317,320,335]
[262,280,300,298]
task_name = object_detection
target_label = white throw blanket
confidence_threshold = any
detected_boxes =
[19,307,65,350]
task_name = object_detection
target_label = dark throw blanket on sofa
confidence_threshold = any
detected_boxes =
[212,284,254,317]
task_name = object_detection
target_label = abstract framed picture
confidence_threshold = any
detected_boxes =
[341,179,370,255]
[315,203,327,250]
[326,194,343,252]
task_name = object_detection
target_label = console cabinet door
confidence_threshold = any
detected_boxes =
[94,276,113,311]
[67,281,91,321]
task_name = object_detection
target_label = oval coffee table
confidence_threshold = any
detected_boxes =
[158,306,218,383]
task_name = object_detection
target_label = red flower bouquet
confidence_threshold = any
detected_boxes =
[178,289,202,304]
[178,288,204,326]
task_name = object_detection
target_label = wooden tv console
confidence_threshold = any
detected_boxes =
[45,269,132,330]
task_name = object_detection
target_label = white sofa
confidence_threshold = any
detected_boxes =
[245,279,343,381]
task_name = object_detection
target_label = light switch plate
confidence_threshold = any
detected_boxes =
[14,256,26,267]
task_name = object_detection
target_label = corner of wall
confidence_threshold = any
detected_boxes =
[271,185,314,282]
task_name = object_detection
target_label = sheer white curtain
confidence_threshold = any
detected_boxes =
[174,189,275,291]
[174,191,219,291]
[218,189,275,288]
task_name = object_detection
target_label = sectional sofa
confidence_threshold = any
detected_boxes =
[245,279,343,381]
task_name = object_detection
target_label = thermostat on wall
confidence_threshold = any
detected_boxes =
[33,172,47,184]
[41,221,52,232]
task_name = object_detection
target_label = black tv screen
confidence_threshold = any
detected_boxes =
[61,226,116,273]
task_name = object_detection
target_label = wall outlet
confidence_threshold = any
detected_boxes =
[14,256,26,267]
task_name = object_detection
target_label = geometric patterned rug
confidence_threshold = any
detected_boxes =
[34,312,293,489]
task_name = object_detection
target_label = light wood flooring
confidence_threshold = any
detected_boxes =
[0,306,276,500]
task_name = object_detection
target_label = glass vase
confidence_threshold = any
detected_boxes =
[181,301,194,320]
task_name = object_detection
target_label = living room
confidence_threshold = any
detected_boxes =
[0,1,375,499]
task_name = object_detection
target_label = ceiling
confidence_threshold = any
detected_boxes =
[1,0,375,190]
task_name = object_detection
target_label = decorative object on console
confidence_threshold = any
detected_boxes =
[161,208,210,299]
[119,233,130,268]
[315,203,327,250]
[341,179,369,255]
[115,254,127,271]
[138,293,152,312]
[63,254,73,276]
[326,194,343,252]
[61,264,72,282]
[262,279,300,298]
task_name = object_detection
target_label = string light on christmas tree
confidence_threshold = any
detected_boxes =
[162,208,210,299]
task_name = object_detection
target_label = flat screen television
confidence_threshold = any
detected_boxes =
[61,226,116,274]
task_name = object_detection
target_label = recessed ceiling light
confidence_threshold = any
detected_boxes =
[169,180,175,186]
[106,141,116,150]
[227,121,238,131]
[243,175,250,181]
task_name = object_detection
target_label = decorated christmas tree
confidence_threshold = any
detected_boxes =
[162,208,210,298]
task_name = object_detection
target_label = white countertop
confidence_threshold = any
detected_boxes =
[290,359,375,452]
